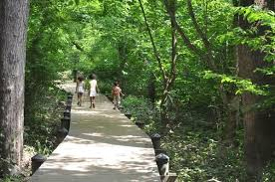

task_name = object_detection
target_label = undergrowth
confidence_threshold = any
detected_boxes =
[24,86,67,155]
[0,86,67,181]
[122,95,275,182]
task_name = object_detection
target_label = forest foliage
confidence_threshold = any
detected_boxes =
[2,0,274,181]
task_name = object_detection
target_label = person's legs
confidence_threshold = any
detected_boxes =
[77,93,81,106]
[113,95,119,109]
[92,96,96,108]
[90,97,93,108]
[79,93,83,106]
[117,95,121,107]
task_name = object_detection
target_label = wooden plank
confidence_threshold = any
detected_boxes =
[161,173,178,182]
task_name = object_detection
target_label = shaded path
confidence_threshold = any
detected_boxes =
[31,82,160,182]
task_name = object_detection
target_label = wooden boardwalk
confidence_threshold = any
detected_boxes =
[31,83,160,182]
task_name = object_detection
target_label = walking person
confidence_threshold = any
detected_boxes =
[76,76,85,106]
[89,74,98,108]
[112,81,124,110]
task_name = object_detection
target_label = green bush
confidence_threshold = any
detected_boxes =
[24,87,67,155]
[121,95,158,127]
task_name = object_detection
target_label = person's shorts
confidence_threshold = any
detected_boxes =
[77,92,83,96]
[90,91,97,97]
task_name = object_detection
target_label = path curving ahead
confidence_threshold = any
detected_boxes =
[31,82,160,182]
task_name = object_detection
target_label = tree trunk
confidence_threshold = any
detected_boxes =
[238,45,275,182]
[0,0,29,176]
[238,0,275,178]
[147,73,156,105]
[160,0,178,127]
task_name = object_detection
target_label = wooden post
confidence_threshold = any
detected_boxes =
[67,95,73,99]
[156,153,169,176]
[135,121,145,129]
[151,133,161,149]
[61,116,71,131]
[57,127,68,144]
[161,173,178,182]
[67,98,72,105]
[31,154,46,175]
[67,102,72,108]
[125,113,132,119]
[118,105,124,111]
[63,109,70,118]
[66,104,72,111]
[151,133,163,155]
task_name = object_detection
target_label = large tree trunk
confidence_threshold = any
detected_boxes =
[238,45,275,181]
[0,0,29,176]
[238,0,275,180]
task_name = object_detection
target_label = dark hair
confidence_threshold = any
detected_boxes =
[90,74,97,79]
[78,76,84,82]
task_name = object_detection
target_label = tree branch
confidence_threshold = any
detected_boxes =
[187,0,216,70]
[72,41,84,51]
[138,0,166,81]
[187,0,210,49]
[168,0,178,91]
[163,0,201,54]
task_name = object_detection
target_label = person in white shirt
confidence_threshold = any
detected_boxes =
[89,74,98,108]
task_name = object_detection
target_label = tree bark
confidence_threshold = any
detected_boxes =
[0,0,29,176]
[238,45,275,180]
[238,0,275,180]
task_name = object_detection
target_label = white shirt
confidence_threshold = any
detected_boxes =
[90,79,97,92]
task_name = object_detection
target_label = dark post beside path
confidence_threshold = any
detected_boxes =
[31,154,47,175]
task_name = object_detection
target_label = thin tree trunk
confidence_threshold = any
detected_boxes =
[140,0,180,127]
[220,0,240,146]
[161,0,178,125]
[117,41,128,81]
[0,0,29,176]
[148,73,156,105]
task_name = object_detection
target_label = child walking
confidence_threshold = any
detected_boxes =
[89,74,98,108]
[76,76,85,106]
[112,82,124,110]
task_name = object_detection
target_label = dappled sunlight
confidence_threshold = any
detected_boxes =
[82,132,104,137]
[120,124,135,128]
[112,135,151,143]
[71,109,100,115]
